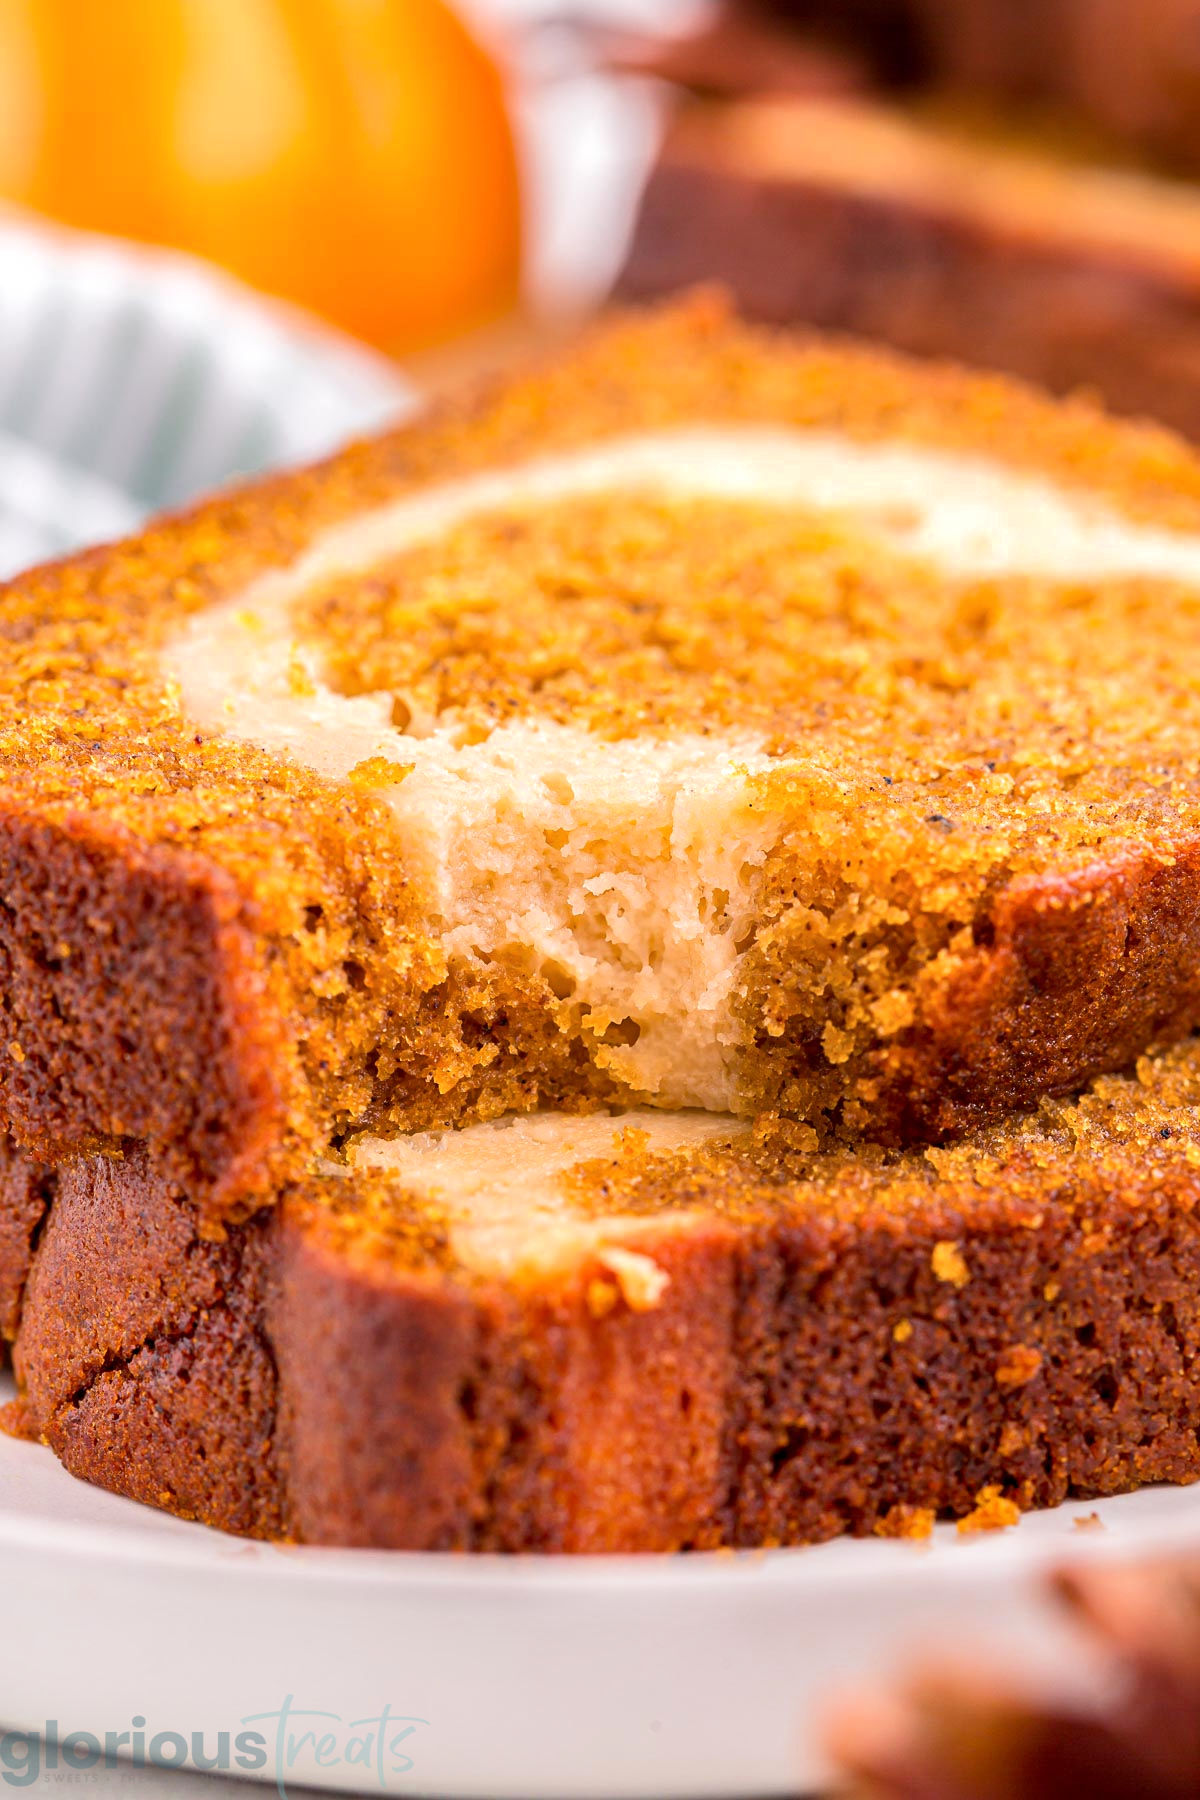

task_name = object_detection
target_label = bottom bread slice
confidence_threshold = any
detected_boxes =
[10,1050,1200,1551]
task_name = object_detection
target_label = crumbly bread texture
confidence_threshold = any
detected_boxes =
[15,298,1200,1221]
[619,96,1200,440]
[11,1041,1200,1549]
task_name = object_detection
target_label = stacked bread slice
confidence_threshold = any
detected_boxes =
[619,91,1200,442]
[7,297,1200,1546]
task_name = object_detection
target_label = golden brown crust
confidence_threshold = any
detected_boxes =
[303,476,1200,1143]
[14,1041,1200,1549]
[756,838,1200,1140]
[13,1148,739,1550]
[12,298,1200,1214]
[271,1208,738,1549]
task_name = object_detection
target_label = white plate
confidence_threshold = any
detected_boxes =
[2,1371,1198,1800]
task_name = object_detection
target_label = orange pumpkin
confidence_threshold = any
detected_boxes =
[0,0,522,349]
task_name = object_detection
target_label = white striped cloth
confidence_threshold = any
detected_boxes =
[0,212,412,578]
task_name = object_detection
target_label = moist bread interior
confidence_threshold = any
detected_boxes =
[16,302,1200,1205]
[163,424,1200,1121]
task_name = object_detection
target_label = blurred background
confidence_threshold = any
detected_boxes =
[2,0,1200,566]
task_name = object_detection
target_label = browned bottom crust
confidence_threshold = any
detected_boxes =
[11,1130,1200,1550]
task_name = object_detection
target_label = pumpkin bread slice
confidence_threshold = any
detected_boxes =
[10,1039,1200,1548]
[11,299,1200,1221]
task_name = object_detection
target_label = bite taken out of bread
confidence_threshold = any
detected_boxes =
[7,298,1200,1224]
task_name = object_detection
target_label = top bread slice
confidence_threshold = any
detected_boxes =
[11,295,1200,1221]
